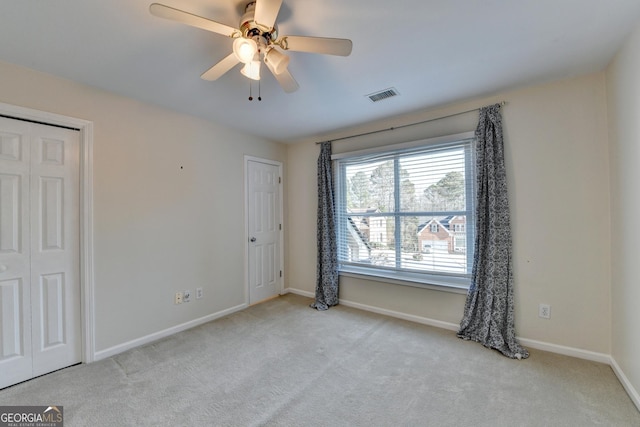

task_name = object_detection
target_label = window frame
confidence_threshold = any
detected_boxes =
[333,131,476,292]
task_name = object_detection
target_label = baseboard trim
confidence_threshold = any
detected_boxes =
[344,300,616,365]
[284,287,460,331]
[283,288,314,298]
[284,287,611,362]
[517,337,610,364]
[94,303,248,361]
[610,356,640,411]
[340,298,460,332]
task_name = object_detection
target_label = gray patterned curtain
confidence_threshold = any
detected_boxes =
[457,104,529,359]
[312,142,339,310]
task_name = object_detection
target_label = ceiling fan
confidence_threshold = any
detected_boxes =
[149,0,353,93]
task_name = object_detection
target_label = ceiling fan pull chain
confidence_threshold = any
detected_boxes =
[258,79,262,101]
[249,80,253,101]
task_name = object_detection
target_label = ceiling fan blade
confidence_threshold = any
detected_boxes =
[150,3,239,38]
[272,68,299,93]
[254,0,283,30]
[280,36,353,56]
[201,53,240,81]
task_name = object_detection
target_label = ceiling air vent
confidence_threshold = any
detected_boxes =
[366,87,399,103]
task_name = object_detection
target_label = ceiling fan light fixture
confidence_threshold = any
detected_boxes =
[241,59,261,80]
[149,1,352,93]
[233,37,258,63]
[264,48,289,75]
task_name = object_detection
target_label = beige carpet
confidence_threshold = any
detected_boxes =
[1,294,638,426]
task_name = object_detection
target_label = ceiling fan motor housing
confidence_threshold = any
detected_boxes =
[240,1,277,45]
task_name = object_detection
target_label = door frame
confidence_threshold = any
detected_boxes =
[0,102,95,363]
[244,156,284,304]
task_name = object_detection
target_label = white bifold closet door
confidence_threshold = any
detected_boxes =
[0,116,81,389]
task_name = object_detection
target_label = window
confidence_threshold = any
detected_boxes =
[334,132,476,290]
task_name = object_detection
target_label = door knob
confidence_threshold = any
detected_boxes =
[250,237,257,242]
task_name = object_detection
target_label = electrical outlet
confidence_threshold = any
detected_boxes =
[175,292,183,305]
[183,290,191,303]
[196,288,203,299]
[539,303,551,319]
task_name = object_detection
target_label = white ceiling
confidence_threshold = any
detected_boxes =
[1,0,639,143]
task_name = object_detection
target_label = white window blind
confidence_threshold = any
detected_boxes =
[334,133,476,290]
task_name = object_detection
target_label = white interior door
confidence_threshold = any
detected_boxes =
[0,117,81,388]
[0,118,32,387]
[247,159,281,304]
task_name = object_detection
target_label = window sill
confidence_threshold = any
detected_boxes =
[338,266,470,295]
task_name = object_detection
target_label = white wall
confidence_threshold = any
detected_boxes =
[287,73,611,354]
[0,60,286,353]
[606,19,640,404]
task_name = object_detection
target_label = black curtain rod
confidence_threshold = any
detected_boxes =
[315,101,506,145]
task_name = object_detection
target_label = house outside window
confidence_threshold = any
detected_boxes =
[334,132,476,290]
